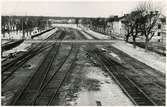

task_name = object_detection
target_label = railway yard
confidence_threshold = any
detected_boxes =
[1,27,165,106]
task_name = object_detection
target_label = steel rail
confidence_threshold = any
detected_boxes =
[87,48,157,106]
[2,29,59,84]
[8,31,65,105]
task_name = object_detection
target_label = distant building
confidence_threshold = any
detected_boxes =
[67,19,76,24]
[51,19,68,24]
[110,13,166,42]
[106,16,125,37]
[154,15,166,43]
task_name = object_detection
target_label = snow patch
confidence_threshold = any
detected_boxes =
[109,52,122,63]
[112,41,166,73]
[86,30,110,39]
[75,67,133,106]
[80,31,94,39]
[2,29,57,57]
[3,42,31,57]
[33,28,57,40]
[86,30,165,73]
[53,24,82,30]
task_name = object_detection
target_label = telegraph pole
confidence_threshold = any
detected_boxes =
[22,16,24,39]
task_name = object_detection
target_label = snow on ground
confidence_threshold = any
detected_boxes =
[86,30,166,73]
[80,31,94,39]
[2,28,57,57]
[33,28,57,40]
[1,40,11,44]
[84,29,110,40]
[52,24,110,40]
[75,67,133,106]
[1,28,54,40]
[2,31,32,39]
[53,24,82,30]
[2,42,32,57]
[112,40,166,73]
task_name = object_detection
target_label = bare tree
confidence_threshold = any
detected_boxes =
[122,1,162,50]
[121,15,131,42]
[122,11,142,48]
[136,1,161,51]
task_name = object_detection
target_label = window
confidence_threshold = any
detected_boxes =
[158,24,161,29]
[158,32,161,36]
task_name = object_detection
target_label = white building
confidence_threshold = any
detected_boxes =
[106,16,125,37]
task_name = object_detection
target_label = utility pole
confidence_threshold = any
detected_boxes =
[47,20,49,29]
[22,16,24,39]
[9,16,11,39]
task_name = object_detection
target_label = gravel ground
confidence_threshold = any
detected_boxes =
[2,42,32,57]
[56,45,134,106]
[85,29,165,73]
[2,28,57,58]
[2,47,50,105]
[2,28,165,106]
[98,44,165,105]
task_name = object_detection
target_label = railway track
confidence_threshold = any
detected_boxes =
[9,30,66,105]
[9,32,79,105]
[83,30,165,89]
[2,29,58,70]
[4,28,163,105]
[105,45,165,89]
[34,45,79,105]
[75,30,88,40]
[82,30,99,40]
[77,30,160,105]
[2,29,61,84]
[2,40,24,52]
[87,48,157,106]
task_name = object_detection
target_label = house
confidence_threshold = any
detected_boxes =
[106,16,126,37]
[117,13,166,42]
[154,15,166,43]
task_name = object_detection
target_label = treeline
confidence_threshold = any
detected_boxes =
[122,2,161,51]
[81,2,165,51]
[81,17,107,32]
[1,16,52,37]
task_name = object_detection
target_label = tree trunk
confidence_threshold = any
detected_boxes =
[133,36,136,48]
[125,34,130,42]
[103,26,106,34]
[145,36,149,52]
[23,30,25,39]
[3,32,5,38]
[16,30,18,35]
[8,30,10,39]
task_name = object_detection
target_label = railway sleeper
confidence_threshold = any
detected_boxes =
[48,97,60,105]
[47,80,63,89]
[40,90,54,97]
[34,97,51,105]
[48,94,61,105]
[52,73,66,80]
[15,93,38,105]
[15,99,34,105]
[19,91,38,98]
[94,52,156,105]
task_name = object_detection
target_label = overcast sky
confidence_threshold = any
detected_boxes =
[2,0,166,17]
